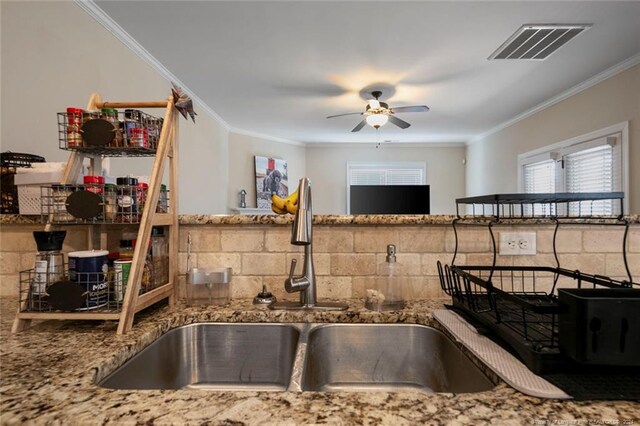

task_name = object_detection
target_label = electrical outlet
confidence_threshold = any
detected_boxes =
[499,232,536,255]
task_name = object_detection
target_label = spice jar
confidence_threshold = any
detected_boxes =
[124,109,141,140]
[136,182,148,219]
[129,127,148,148]
[100,108,122,147]
[83,175,105,194]
[104,184,118,222]
[116,176,138,223]
[66,107,84,148]
[118,239,135,259]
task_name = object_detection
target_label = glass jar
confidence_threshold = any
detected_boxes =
[118,239,135,259]
[51,184,76,222]
[116,177,138,223]
[156,184,168,213]
[66,107,84,148]
[150,227,169,287]
[104,184,118,222]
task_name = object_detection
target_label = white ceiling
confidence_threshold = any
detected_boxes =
[94,1,640,144]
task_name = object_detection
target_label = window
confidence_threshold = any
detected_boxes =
[518,122,629,215]
[346,162,426,214]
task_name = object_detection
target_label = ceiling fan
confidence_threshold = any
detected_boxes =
[326,90,429,132]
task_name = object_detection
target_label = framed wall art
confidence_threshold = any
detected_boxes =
[255,156,288,209]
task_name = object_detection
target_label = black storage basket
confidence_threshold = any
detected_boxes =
[0,152,45,214]
[437,262,639,374]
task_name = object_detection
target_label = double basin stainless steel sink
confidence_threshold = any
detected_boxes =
[99,323,495,394]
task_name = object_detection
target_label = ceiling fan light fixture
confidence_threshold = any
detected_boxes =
[366,114,388,129]
[368,99,381,109]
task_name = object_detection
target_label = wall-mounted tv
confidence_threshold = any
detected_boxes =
[349,185,430,214]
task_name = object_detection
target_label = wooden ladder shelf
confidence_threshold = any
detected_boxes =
[12,92,179,335]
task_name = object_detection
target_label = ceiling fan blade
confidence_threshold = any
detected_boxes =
[326,112,363,119]
[351,119,367,132]
[388,115,411,129]
[390,105,430,114]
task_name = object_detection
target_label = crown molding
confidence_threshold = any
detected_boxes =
[307,142,466,149]
[74,0,231,130]
[229,128,306,147]
[469,52,640,145]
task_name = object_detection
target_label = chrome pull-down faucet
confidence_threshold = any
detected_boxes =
[270,177,347,311]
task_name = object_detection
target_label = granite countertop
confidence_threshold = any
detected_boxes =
[1,298,638,425]
[2,213,639,226]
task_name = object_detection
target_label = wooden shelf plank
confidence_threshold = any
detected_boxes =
[16,312,121,320]
[152,214,173,226]
[134,282,173,312]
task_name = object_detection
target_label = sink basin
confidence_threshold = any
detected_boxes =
[99,323,300,390]
[300,324,495,393]
[99,322,495,394]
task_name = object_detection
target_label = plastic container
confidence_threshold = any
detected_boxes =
[68,250,109,310]
[187,268,231,306]
[365,245,407,311]
[558,288,640,366]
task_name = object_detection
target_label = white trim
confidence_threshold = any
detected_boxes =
[470,53,640,145]
[517,122,630,212]
[74,0,231,130]
[229,128,305,147]
[308,142,466,149]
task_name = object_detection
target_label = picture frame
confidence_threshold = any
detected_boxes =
[254,156,288,209]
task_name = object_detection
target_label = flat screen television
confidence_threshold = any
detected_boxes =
[349,185,430,214]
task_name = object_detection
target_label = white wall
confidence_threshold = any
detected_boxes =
[1,1,229,214]
[227,132,306,210]
[466,64,640,213]
[306,144,466,214]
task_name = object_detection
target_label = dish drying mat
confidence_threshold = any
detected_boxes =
[435,309,640,401]
[433,309,570,399]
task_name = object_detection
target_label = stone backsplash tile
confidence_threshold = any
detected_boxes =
[1,223,638,300]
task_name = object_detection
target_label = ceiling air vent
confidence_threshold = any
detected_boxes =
[489,24,592,60]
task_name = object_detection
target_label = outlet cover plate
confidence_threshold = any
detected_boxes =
[499,232,536,255]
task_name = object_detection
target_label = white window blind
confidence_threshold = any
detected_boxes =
[348,166,424,186]
[519,130,624,216]
[565,144,615,215]
[523,160,557,194]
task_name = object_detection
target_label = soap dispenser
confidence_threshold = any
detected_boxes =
[365,244,406,311]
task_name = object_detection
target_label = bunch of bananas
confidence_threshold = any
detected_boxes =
[271,190,298,215]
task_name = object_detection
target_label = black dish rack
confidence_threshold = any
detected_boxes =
[438,192,639,376]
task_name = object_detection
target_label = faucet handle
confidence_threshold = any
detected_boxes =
[288,258,298,281]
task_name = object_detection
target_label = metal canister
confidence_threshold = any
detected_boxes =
[116,177,138,223]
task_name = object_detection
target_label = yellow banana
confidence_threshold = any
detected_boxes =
[271,194,287,210]
[271,203,287,215]
[285,198,298,215]
[286,190,298,206]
